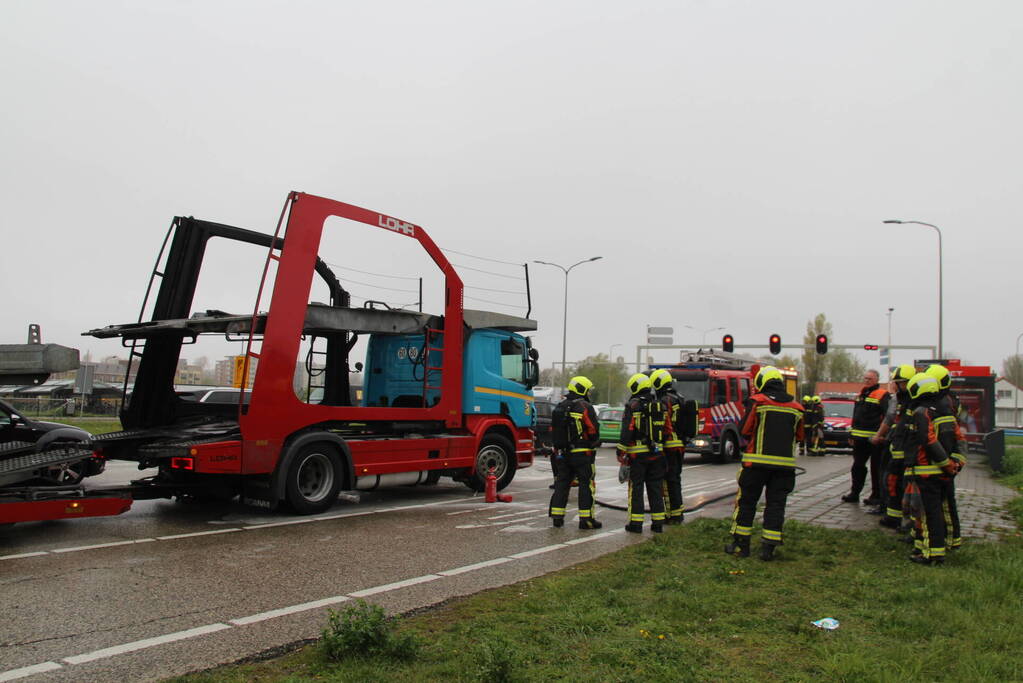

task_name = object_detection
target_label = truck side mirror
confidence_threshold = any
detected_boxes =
[525,360,539,388]
[529,348,539,361]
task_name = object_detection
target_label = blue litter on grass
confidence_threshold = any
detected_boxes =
[812,618,840,630]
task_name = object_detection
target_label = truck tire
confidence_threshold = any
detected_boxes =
[284,443,343,514]
[465,433,516,492]
[717,431,739,464]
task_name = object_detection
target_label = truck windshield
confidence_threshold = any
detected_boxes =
[823,402,854,418]
[672,378,709,404]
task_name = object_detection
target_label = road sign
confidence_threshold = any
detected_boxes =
[647,336,673,345]
[232,355,248,388]
[74,364,95,395]
[880,347,890,365]
[646,326,673,336]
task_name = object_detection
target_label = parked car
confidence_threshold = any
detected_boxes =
[820,397,855,452]
[533,396,554,453]
[0,397,101,487]
[598,406,625,444]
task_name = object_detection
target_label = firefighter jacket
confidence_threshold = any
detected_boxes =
[851,383,890,438]
[617,392,663,459]
[657,388,686,450]
[738,382,804,470]
[884,390,912,462]
[560,396,601,453]
[804,403,824,428]
[934,392,968,470]
[904,395,954,477]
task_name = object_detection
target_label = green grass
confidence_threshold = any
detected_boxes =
[41,418,122,434]
[169,515,1023,683]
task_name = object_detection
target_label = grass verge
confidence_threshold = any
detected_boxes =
[41,418,122,434]
[169,515,1023,683]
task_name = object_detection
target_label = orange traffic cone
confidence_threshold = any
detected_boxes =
[485,467,498,503]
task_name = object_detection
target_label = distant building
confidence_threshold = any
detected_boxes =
[214,355,258,387]
[995,377,1022,428]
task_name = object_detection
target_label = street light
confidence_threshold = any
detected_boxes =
[533,256,603,381]
[884,219,943,358]
[886,307,894,348]
[685,324,725,347]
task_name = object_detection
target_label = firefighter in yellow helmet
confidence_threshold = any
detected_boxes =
[726,366,804,560]
[548,376,602,529]
[617,373,667,533]
[650,368,695,524]
[924,364,966,549]
[799,395,813,455]
[806,395,826,456]
[874,364,916,530]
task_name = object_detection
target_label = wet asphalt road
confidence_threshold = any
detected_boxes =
[0,449,834,682]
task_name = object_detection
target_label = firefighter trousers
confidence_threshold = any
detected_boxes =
[916,476,952,560]
[730,465,795,545]
[661,448,685,519]
[628,453,666,525]
[942,475,961,549]
[884,457,906,523]
[549,451,596,519]
[850,436,882,499]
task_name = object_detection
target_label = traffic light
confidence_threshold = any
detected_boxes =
[769,334,781,355]
[816,334,828,354]
[863,344,879,351]
[722,334,734,353]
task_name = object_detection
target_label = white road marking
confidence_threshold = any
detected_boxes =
[0,662,63,681]
[52,538,156,553]
[487,508,543,520]
[0,551,48,561]
[437,557,515,576]
[157,528,243,541]
[62,623,232,665]
[229,596,351,626]
[509,544,565,559]
[349,574,442,598]
[243,518,317,530]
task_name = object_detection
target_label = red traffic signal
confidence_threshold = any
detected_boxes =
[769,334,781,355]
[863,344,879,351]
[816,334,828,354]
[722,334,734,353]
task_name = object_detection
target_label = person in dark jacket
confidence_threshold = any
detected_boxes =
[548,376,603,529]
[617,373,667,534]
[873,364,915,529]
[725,366,805,561]
[842,369,890,505]
[650,368,690,525]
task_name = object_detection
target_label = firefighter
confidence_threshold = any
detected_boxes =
[926,364,966,550]
[842,369,889,505]
[799,395,813,455]
[725,366,804,561]
[807,396,826,455]
[903,372,958,564]
[548,376,603,530]
[650,368,686,524]
[617,373,667,534]
[872,364,915,529]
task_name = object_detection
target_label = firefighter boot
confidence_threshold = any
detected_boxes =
[760,542,778,561]
[551,516,564,528]
[667,514,684,526]
[724,536,750,558]
[579,518,603,530]
[625,522,643,534]
[841,493,859,503]
[651,521,664,533]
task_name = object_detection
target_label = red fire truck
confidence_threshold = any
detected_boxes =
[654,352,798,464]
[1,192,541,524]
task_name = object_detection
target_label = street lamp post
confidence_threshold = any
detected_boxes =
[685,324,725,348]
[884,220,943,358]
[887,307,894,348]
[608,343,622,404]
[533,256,603,382]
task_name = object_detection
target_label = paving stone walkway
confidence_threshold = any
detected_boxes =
[701,454,1019,541]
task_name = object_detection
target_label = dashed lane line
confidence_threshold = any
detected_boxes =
[0,529,632,680]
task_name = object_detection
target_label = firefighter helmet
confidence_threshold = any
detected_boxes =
[891,364,915,383]
[627,373,651,395]
[907,373,939,400]
[754,366,782,391]
[813,395,821,403]
[802,395,811,403]
[567,375,594,397]
[925,364,952,391]
[649,368,673,391]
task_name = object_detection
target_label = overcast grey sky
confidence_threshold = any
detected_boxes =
[2,0,1020,376]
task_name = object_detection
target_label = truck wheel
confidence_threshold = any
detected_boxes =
[465,434,516,492]
[717,432,739,464]
[285,444,343,514]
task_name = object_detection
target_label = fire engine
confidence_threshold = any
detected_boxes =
[1,192,541,523]
[652,351,798,463]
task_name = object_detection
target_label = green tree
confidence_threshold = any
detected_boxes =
[827,349,868,383]
[573,353,629,405]
[1003,355,1023,388]
[801,314,832,395]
